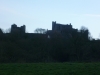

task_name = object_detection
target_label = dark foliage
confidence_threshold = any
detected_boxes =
[0,26,100,63]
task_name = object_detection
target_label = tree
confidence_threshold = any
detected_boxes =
[34,28,47,34]
[0,28,4,34]
[5,28,11,33]
[0,28,5,41]
[79,26,89,40]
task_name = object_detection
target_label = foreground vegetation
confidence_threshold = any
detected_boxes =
[0,62,100,75]
[0,24,100,63]
[1,26,100,63]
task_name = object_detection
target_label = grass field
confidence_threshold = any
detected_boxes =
[0,62,100,75]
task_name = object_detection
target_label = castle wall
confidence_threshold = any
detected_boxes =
[11,24,26,34]
[52,21,72,32]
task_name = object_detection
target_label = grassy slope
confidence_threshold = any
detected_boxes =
[0,63,100,75]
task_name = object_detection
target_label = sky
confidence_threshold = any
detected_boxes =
[0,0,100,39]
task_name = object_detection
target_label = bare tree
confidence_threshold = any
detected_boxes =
[79,26,88,33]
[79,26,90,40]
[0,28,4,34]
[5,28,11,33]
[34,28,47,34]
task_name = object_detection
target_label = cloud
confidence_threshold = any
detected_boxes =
[69,14,100,17]
[84,14,100,17]
[0,5,31,18]
[0,5,18,14]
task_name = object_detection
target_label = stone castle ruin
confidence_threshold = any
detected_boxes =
[52,21,72,31]
[10,21,78,39]
[11,24,26,34]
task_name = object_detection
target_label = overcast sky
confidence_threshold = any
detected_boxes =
[0,0,100,39]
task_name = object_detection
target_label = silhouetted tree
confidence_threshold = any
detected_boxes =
[34,28,47,34]
[0,28,3,34]
[0,24,100,63]
[5,28,11,33]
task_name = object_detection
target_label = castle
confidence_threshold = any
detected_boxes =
[11,21,74,34]
[52,21,72,31]
[11,24,26,34]
[10,21,77,38]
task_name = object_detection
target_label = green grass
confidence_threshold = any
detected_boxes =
[0,62,100,75]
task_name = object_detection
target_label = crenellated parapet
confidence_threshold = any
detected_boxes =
[11,24,26,34]
[52,21,72,32]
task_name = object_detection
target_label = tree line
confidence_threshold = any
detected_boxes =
[0,26,100,63]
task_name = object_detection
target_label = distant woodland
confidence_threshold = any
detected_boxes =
[0,23,100,63]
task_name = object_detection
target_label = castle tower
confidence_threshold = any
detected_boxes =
[52,21,56,31]
[11,24,26,34]
[11,24,17,33]
[52,21,73,33]
[20,25,26,33]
